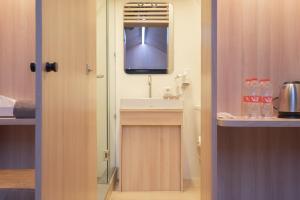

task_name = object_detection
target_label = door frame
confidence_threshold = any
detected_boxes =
[35,0,42,199]
[201,0,218,200]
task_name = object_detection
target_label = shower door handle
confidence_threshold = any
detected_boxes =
[104,149,110,161]
[97,74,105,79]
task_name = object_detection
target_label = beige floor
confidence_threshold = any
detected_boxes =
[110,186,200,200]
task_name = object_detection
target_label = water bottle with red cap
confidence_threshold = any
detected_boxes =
[249,78,261,118]
[242,78,252,117]
[260,79,273,118]
[242,77,261,118]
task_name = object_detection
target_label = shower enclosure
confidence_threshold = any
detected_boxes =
[97,0,116,199]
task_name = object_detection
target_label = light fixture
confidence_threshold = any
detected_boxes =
[142,27,145,45]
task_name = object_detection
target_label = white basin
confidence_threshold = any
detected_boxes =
[0,95,16,117]
[120,98,183,109]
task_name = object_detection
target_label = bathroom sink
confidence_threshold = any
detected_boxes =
[120,98,183,109]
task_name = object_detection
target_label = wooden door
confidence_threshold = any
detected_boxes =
[36,0,97,199]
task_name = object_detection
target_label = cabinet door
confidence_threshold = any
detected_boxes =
[36,0,97,199]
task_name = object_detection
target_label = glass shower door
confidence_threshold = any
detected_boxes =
[97,0,116,187]
[107,0,116,183]
[97,0,109,185]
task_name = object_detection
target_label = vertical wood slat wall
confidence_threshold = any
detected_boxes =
[1,0,97,199]
[0,0,35,101]
[218,0,300,115]
[0,0,36,199]
[217,0,300,200]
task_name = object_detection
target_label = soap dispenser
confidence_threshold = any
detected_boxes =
[182,70,191,88]
[163,87,172,99]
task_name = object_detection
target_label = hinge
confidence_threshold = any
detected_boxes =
[104,149,110,161]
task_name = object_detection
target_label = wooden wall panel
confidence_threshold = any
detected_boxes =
[0,126,35,169]
[0,0,35,101]
[218,0,300,115]
[217,1,300,200]
[218,127,300,200]
[0,1,35,199]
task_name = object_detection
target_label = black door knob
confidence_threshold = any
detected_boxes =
[45,62,58,72]
[30,62,36,72]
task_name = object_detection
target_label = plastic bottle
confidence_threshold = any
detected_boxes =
[260,79,273,118]
[163,87,172,99]
[242,78,252,117]
[248,78,261,118]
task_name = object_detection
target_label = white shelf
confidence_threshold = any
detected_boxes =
[0,118,35,126]
[217,117,300,128]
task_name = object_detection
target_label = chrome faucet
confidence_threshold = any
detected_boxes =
[148,75,152,98]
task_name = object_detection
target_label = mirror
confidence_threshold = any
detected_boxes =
[123,2,173,74]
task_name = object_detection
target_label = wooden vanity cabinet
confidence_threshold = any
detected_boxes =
[202,0,300,200]
[120,109,183,191]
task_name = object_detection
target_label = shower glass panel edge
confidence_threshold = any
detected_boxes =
[97,0,116,196]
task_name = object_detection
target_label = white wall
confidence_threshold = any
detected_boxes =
[115,0,201,183]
